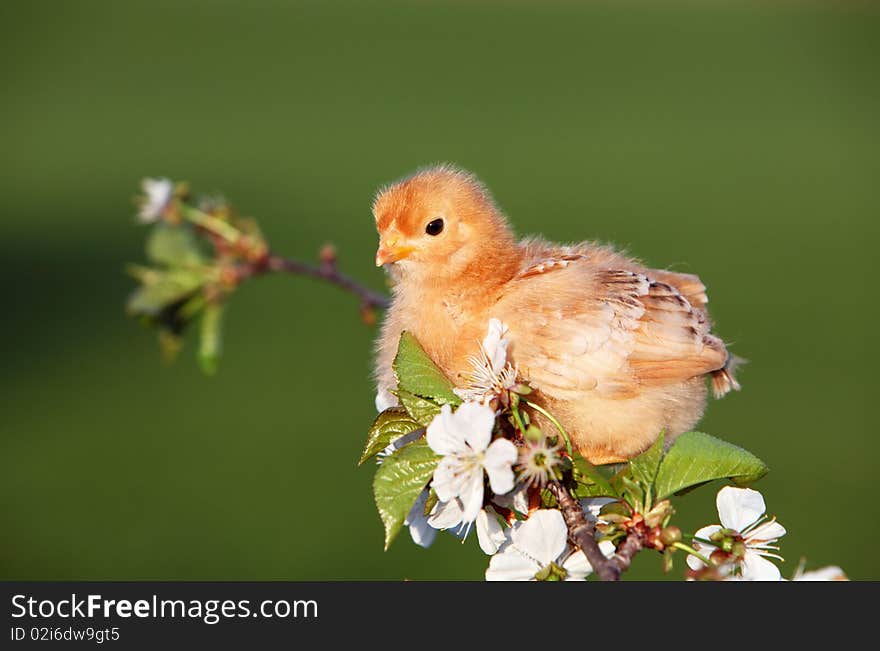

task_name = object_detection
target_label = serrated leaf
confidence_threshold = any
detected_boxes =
[126,269,204,316]
[372,439,440,550]
[571,453,618,498]
[393,332,460,405]
[654,431,768,500]
[628,433,665,491]
[146,223,207,267]
[397,389,443,426]
[359,408,423,465]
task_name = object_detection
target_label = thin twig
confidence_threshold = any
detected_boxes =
[612,531,644,574]
[234,253,390,311]
[549,482,621,582]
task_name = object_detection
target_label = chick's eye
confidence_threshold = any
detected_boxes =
[425,218,444,236]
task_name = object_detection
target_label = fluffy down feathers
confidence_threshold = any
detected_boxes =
[372,165,739,464]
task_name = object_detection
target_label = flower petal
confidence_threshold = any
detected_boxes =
[138,177,173,222]
[482,318,509,372]
[561,549,592,581]
[580,497,618,523]
[493,483,529,514]
[485,547,538,582]
[426,404,462,456]
[427,498,464,530]
[458,467,486,523]
[457,402,496,453]
[741,550,782,581]
[598,540,616,558]
[793,566,848,581]
[746,520,786,546]
[484,438,518,495]
[693,524,722,543]
[716,486,766,532]
[405,491,437,548]
[431,456,468,503]
[511,510,568,566]
[374,388,398,412]
[476,508,508,555]
[687,526,722,571]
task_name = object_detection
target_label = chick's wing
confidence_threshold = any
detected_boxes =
[496,258,726,401]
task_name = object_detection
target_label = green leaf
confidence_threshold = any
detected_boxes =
[146,223,207,267]
[653,431,769,500]
[628,433,666,490]
[359,408,423,465]
[198,302,224,375]
[393,332,460,405]
[372,439,440,550]
[397,389,443,427]
[572,478,619,499]
[571,453,618,498]
[126,269,204,316]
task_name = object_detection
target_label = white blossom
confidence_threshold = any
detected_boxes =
[454,318,518,404]
[137,177,174,223]
[687,486,786,581]
[427,402,517,523]
[485,509,614,581]
[517,436,564,488]
[475,507,508,555]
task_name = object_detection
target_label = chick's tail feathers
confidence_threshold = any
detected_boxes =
[711,353,744,399]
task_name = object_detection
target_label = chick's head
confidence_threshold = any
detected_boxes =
[372,165,515,281]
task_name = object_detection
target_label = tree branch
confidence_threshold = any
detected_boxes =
[549,482,622,582]
[612,530,644,574]
[233,252,390,311]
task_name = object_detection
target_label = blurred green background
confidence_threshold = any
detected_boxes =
[2,0,877,580]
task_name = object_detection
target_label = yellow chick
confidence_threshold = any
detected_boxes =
[372,165,739,464]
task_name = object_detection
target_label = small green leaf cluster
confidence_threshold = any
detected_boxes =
[126,182,267,374]
[361,332,460,549]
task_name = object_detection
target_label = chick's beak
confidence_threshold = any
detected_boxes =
[375,234,414,266]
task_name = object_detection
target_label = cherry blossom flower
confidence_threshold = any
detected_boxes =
[517,436,564,488]
[137,177,174,223]
[454,318,518,404]
[427,402,517,523]
[687,486,786,581]
[485,509,614,581]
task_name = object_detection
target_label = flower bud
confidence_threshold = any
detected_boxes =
[645,499,673,528]
[524,426,543,443]
[319,243,337,266]
[659,526,682,546]
[359,304,377,326]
